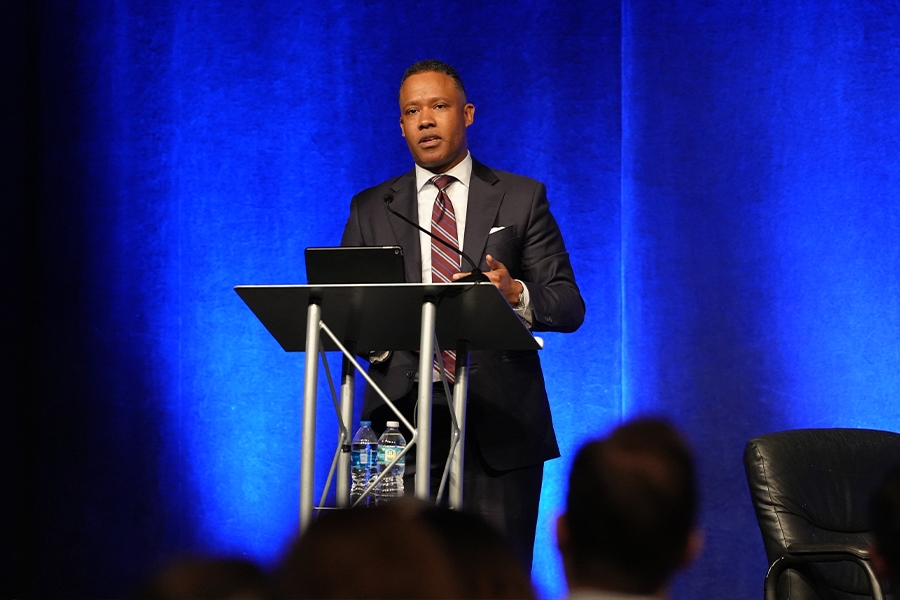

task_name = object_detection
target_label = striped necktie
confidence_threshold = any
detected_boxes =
[429,174,459,382]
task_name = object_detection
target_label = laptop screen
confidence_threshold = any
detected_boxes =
[304,246,406,284]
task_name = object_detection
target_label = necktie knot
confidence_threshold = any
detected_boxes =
[430,174,456,193]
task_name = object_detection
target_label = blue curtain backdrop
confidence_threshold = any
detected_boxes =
[4,1,899,598]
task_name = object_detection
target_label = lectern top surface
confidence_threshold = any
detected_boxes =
[234,282,540,353]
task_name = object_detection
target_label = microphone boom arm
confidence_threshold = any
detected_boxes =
[383,194,488,282]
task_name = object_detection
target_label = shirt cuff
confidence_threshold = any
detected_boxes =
[368,350,391,364]
[513,279,533,328]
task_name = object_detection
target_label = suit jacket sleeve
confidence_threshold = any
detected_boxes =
[491,181,584,334]
[340,194,364,247]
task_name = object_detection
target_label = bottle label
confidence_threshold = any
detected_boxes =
[351,447,374,469]
[378,446,405,467]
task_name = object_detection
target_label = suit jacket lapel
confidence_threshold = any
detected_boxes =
[463,159,502,271]
[388,171,423,283]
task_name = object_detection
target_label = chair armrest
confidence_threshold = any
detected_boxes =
[764,547,884,600]
[787,542,870,559]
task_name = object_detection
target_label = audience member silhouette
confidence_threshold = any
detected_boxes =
[134,555,269,600]
[556,417,703,600]
[870,464,900,589]
[274,504,461,599]
[417,504,537,599]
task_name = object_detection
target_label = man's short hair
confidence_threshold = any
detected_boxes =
[275,506,460,598]
[400,59,467,99]
[565,417,698,592]
[871,464,900,586]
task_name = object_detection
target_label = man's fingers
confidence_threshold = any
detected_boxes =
[486,254,506,271]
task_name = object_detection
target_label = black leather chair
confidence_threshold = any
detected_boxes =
[744,428,900,600]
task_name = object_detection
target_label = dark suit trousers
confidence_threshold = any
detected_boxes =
[369,383,544,572]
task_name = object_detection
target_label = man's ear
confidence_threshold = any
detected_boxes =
[678,528,705,569]
[464,103,475,127]
[400,116,405,138]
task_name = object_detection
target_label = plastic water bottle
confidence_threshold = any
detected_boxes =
[350,420,378,507]
[376,420,406,504]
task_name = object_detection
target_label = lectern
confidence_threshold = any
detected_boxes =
[235,282,540,530]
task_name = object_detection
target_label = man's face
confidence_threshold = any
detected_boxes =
[399,71,475,173]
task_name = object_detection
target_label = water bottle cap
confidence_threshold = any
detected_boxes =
[360,420,372,426]
[386,421,400,428]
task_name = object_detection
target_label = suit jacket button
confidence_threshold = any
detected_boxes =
[406,370,415,378]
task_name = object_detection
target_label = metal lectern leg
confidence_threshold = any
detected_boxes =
[416,299,437,500]
[449,342,469,509]
[335,349,356,508]
[300,301,321,531]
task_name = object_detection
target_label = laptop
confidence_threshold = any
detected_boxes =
[304,246,406,284]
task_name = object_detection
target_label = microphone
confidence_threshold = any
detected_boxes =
[383,194,489,283]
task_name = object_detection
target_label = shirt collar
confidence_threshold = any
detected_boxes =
[415,152,472,193]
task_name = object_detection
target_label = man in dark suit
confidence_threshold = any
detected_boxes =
[341,59,584,568]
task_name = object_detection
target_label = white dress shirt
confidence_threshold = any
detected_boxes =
[414,152,532,325]
[414,153,473,281]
